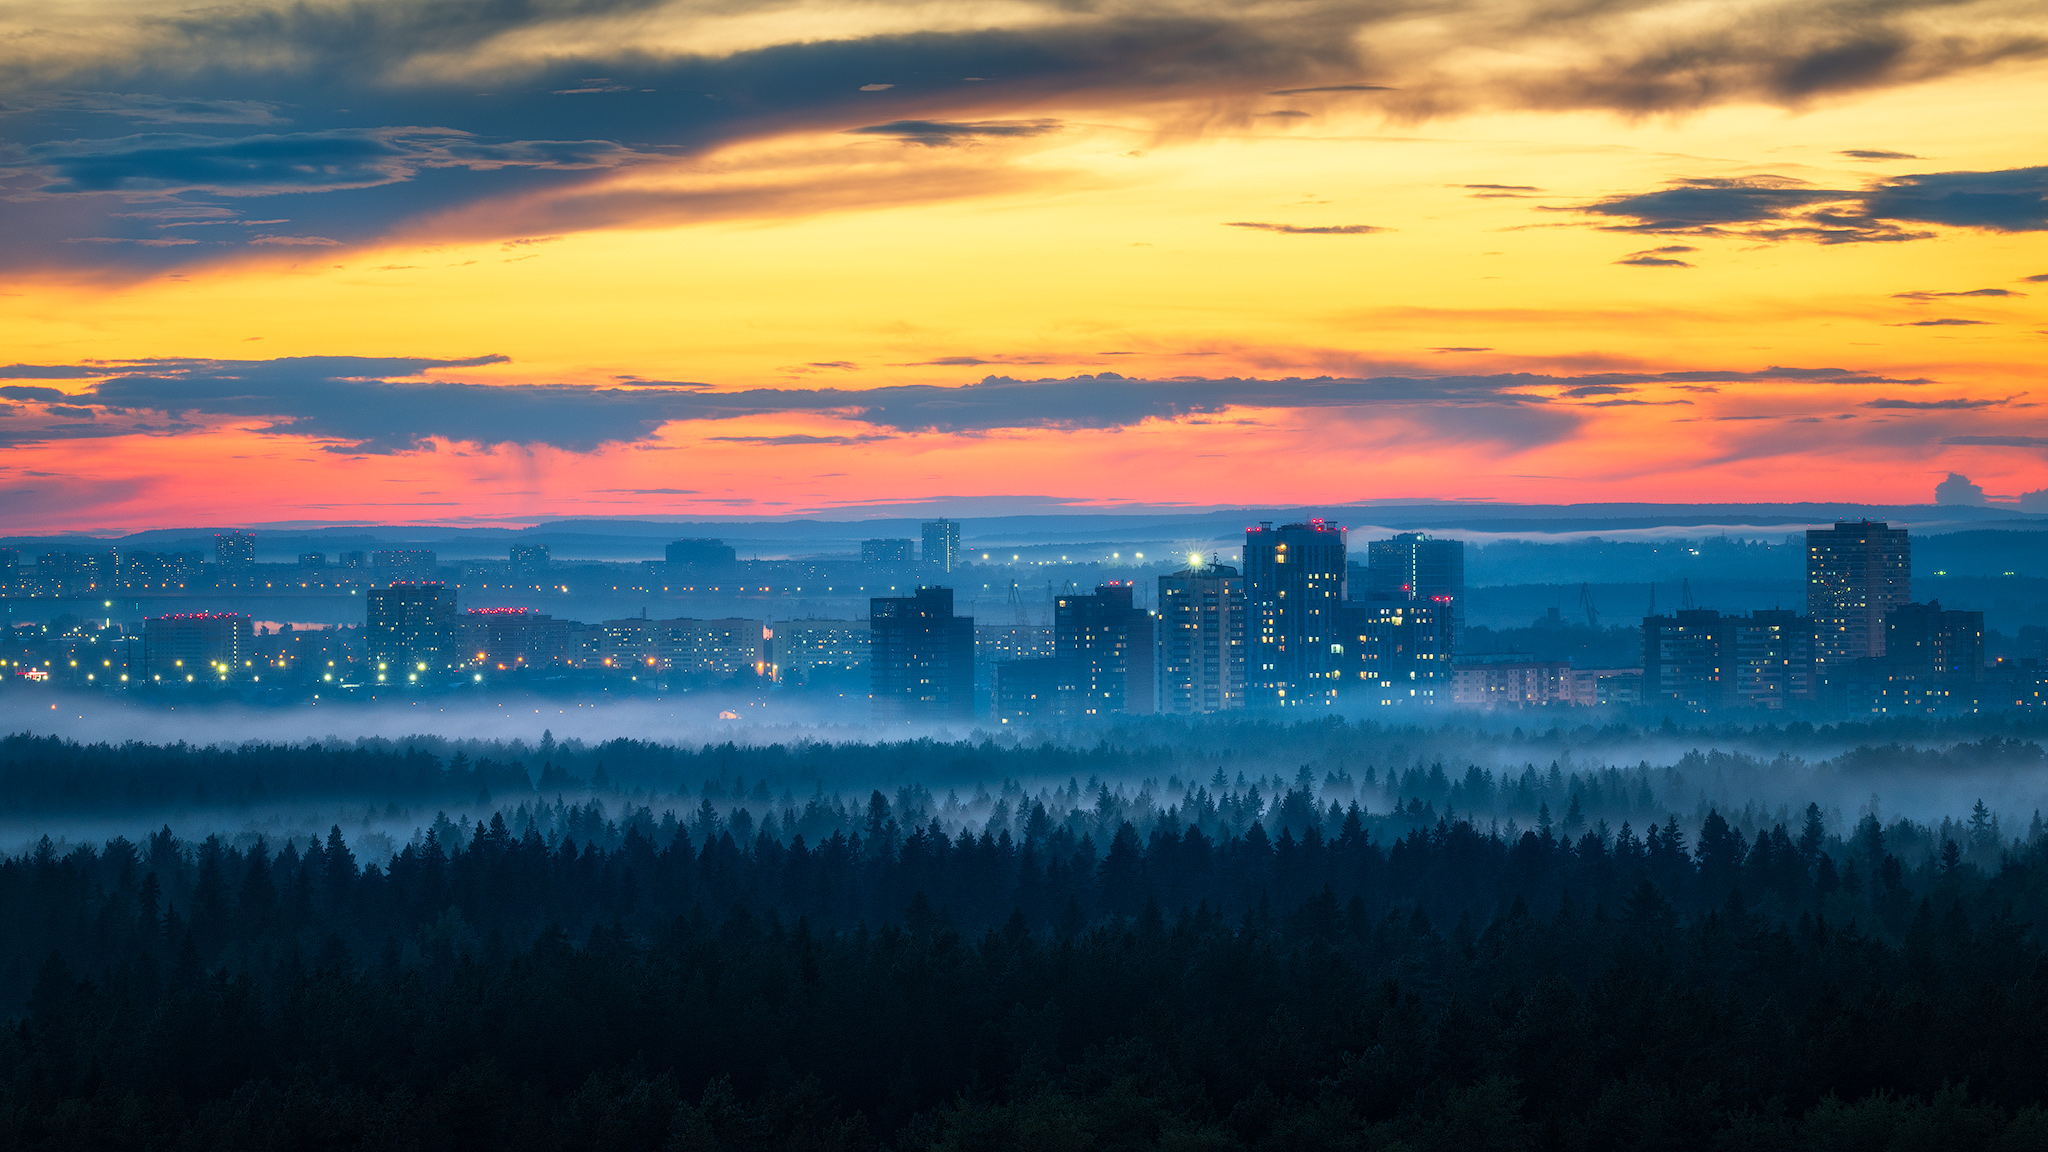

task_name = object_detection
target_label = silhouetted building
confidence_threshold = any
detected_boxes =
[298,552,325,568]
[214,531,256,570]
[121,551,202,591]
[1642,608,1730,710]
[1453,660,1575,707]
[1053,582,1155,717]
[1808,521,1910,678]
[667,538,736,568]
[1156,560,1245,715]
[457,608,569,672]
[1244,518,1347,706]
[861,538,914,565]
[372,549,438,580]
[340,551,367,569]
[365,583,457,677]
[0,547,14,575]
[510,543,551,578]
[1339,599,1451,705]
[1838,600,1985,713]
[870,586,974,717]
[1362,532,1465,652]
[144,613,252,681]
[922,519,961,573]
[1729,609,1814,708]
[769,620,869,687]
[994,658,1061,723]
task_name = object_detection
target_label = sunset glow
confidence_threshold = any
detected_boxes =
[5,0,2047,530]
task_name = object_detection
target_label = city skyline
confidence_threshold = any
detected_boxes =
[5,1,2048,530]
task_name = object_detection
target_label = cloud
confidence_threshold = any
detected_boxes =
[845,119,1062,146]
[1888,318,1990,326]
[0,91,286,124]
[15,128,650,196]
[1225,221,1387,234]
[2025,274,2048,283]
[1863,397,2003,409]
[1561,384,1634,397]
[1942,435,2048,447]
[1840,150,1918,160]
[248,234,342,246]
[1617,254,1693,267]
[1892,288,2023,300]
[0,385,73,400]
[1431,347,1491,353]
[1267,84,1393,95]
[1573,165,2048,245]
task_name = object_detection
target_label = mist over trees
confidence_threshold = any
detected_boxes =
[3,715,2048,1147]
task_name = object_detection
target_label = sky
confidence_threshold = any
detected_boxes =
[3,0,2046,533]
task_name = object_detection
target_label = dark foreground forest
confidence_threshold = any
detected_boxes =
[7,730,2048,1150]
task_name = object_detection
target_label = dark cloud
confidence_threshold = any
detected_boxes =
[0,385,73,401]
[0,355,1952,456]
[0,365,109,380]
[2025,273,2048,282]
[844,119,1062,146]
[1942,435,2048,446]
[0,92,285,124]
[705,434,898,446]
[4,1,2043,271]
[1267,84,1392,95]
[1840,149,1917,160]
[1225,221,1386,234]
[1892,288,2022,300]
[1889,318,1990,326]
[1576,165,2048,245]
[1431,347,1491,353]
[16,129,648,196]
[1864,397,2002,409]
[46,405,96,419]
[1617,254,1693,267]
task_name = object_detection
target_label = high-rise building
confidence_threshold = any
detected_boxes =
[456,608,569,671]
[1339,599,1452,705]
[993,658,1062,723]
[768,620,869,687]
[1642,608,1730,709]
[1243,519,1347,706]
[666,538,736,568]
[510,543,551,577]
[365,583,457,677]
[870,586,975,717]
[862,538,914,565]
[0,547,16,574]
[339,551,367,569]
[1362,532,1465,653]
[298,552,326,568]
[371,549,438,581]
[1808,521,1910,676]
[1155,560,1246,714]
[1729,609,1814,708]
[921,519,961,573]
[214,531,256,570]
[1053,583,1155,717]
[144,613,252,681]
[1839,600,1985,713]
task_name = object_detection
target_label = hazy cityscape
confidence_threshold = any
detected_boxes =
[6,497,2045,722]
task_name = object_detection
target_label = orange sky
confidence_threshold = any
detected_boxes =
[3,0,2046,531]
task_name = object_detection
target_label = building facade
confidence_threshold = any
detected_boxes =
[921,519,961,574]
[1361,532,1465,653]
[144,613,253,681]
[1156,561,1246,715]
[1053,582,1155,717]
[214,531,256,570]
[1243,519,1347,706]
[1339,599,1452,705]
[365,583,458,676]
[456,608,570,671]
[861,539,914,565]
[1808,520,1911,677]
[870,587,975,717]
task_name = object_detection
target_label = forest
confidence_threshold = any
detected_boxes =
[7,718,2048,1149]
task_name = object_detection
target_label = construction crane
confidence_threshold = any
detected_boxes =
[1579,583,1600,629]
